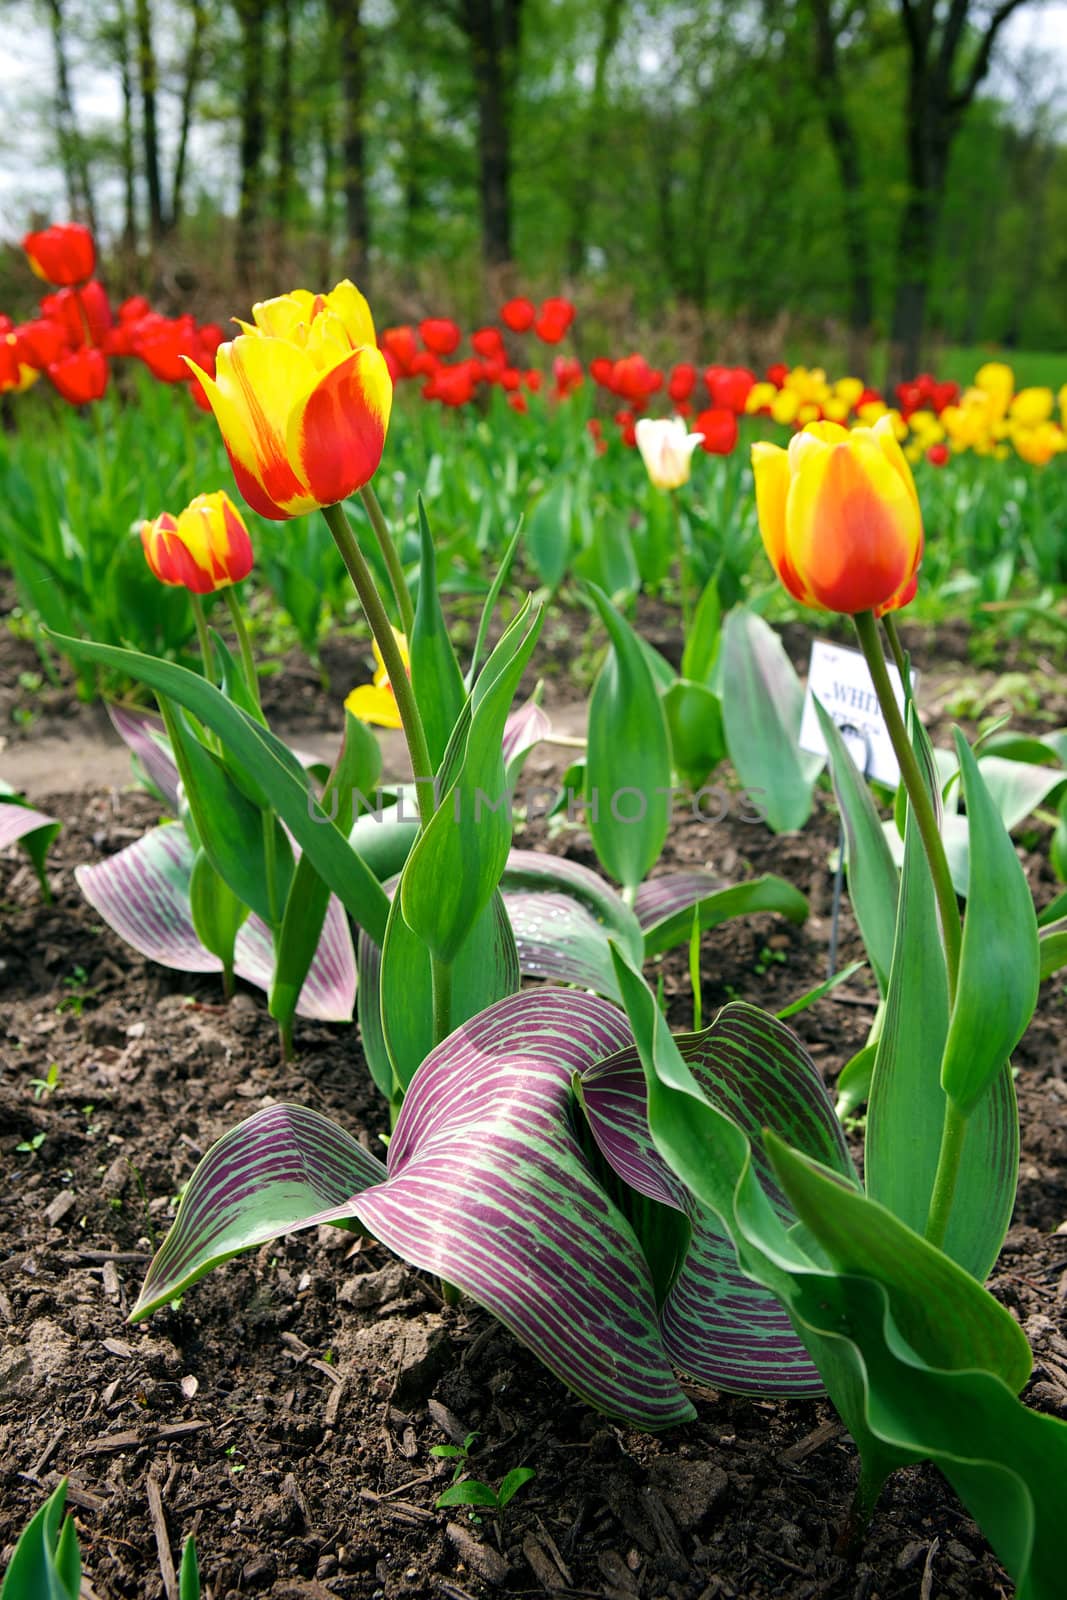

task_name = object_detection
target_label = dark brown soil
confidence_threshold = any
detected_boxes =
[2,703,1066,1600]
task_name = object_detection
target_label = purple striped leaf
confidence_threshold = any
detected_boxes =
[502,698,551,783]
[133,989,696,1430]
[501,848,643,997]
[76,826,356,1021]
[636,871,808,957]
[581,1002,855,1396]
[0,794,61,897]
[106,703,181,810]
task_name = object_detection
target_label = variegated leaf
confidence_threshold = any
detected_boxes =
[581,1002,855,1396]
[636,871,808,956]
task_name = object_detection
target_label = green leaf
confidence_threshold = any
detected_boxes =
[662,680,726,791]
[400,603,542,964]
[585,584,672,889]
[775,961,864,1020]
[834,1037,878,1118]
[377,887,520,1095]
[269,711,380,1034]
[179,1537,200,1600]
[46,632,390,945]
[680,575,721,685]
[813,699,899,993]
[1039,917,1067,979]
[411,497,467,769]
[0,1478,77,1600]
[941,731,1040,1117]
[466,518,522,689]
[638,873,808,959]
[497,1466,536,1507]
[526,476,573,590]
[721,608,822,834]
[189,846,249,977]
[160,700,294,929]
[866,803,1018,1280]
[436,1480,500,1510]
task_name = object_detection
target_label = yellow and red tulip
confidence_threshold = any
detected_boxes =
[751,416,922,616]
[187,280,392,521]
[344,630,410,728]
[141,491,254,595]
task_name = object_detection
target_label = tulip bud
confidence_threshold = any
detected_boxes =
[751,417,922,615]
[23,222,95,287]
[142,491,254,595]
[634,417,705,490]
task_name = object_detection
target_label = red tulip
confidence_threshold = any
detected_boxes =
[479,358,506,384]
[694,407,739,456]
[589,357,614,387]
[133,314,200,382]
[857,387,883,410]
[552,355,583,398]
[420,318,461,357]
[533,297,575,344]
[500,297,536,333]
[424,359,479,406]
[380,325,419,378]
[926,442,949,467]
[766,363,789,387]
[523,369,543,393]
[18,317,69,368]
[668,363,697,404]
[41,282,112,349]
[896,381,923,417]
[705,365,755,413]
[48,346,108,405]
[508,392,528,413]
[472,326,506,360]
[931,381,959,413]
[611,354,662,406]
[23,222,95,286]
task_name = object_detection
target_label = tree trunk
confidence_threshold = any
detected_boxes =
[331,0,371,284]
[235,0,268,289]
[47,0,97,231]
[566,0,624,278]
[135,0,164,239]
[460,0,524,269]
[112,0,138,257]
[170,1,207,230]
[888,76,949,384]
[809,0,874,366]
[273,0,295,241]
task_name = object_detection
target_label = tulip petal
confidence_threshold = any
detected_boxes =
[752,443,813,606]
[345,683,402,728]
[287,345,392,508]
[325,279,377,347]
[786,436,919,614]
[189,337,320,520]
[870,412,922,521]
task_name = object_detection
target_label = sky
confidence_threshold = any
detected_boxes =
[0,0,1065,239]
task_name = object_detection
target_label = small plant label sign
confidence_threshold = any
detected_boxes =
[799,640,914,787]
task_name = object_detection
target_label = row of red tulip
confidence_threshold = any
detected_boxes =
[3,223,961,464]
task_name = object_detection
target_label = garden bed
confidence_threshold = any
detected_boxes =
[2,686,1066,1600]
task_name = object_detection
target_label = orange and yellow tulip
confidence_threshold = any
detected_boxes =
[751,417,922,615]
[344,629,410,728]
[141,491,254,595]
[188,281,392,521]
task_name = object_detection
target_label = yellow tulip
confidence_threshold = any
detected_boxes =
[188,279,393,521]
[1010,387,1053,427]
[751,417,922,616]
[974,361,1014,418]
[345,629,410,728]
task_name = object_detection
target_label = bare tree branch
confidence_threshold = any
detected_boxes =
[949,0,1034,111]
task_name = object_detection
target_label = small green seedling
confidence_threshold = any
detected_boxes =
[430,1430,479,1482]
[29,1064,60,1101]
[435,1464,537,1529]
[15,1131,46,1156]
[56,966,99,1018]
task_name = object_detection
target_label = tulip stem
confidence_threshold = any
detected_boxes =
[360,482,415,639]
[190,595,215,685]
[923,1097,968,1250]
[322,501,435,828]
[670,492,692,630]
[432,956,453,1047]
[223,586,262,712]
[853,609,961,1001]
[882,613,910,688]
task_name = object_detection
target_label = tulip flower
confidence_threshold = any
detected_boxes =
[419,318,462,357]
[344,629,410,728]
[534,297,576,344]
[472,326,506,360]
[693,407,738,456]
[23,222,95,287]
[634,417,705,490]
[668,363,697,404]
[0,333,39,394]
[47,346,109,406]
[500,297,536,333]
[751,417,922,616]
[188,280,392,520]
[141,491,254,595]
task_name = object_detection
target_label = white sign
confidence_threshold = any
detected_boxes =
[798,639,914,788]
